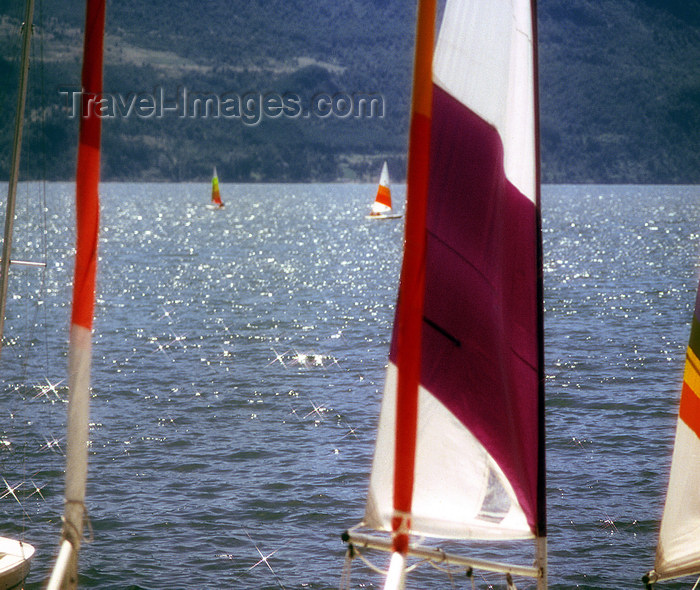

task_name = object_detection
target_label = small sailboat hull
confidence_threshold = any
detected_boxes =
[0,537,34,590]
[365,213,402,220]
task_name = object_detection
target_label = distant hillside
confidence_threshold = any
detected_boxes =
[539,0,700,183]
[0,0,699,183]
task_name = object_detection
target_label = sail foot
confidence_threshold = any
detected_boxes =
[365,364,533,540]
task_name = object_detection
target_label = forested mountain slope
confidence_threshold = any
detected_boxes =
[0,0,698,183]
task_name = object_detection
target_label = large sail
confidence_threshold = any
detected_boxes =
[46,0,105,588]
[346,0,545,586]
[644,288,700,586]
[369,162,392,216]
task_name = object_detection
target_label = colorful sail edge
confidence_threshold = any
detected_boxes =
[645,289,700,585]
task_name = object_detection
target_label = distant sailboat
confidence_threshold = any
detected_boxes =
[46,0,105,588]
[643,294,700,587]
[210,167,224,209]
[0,0,38,585]
[342,0,545,589]
[367,161,400,219]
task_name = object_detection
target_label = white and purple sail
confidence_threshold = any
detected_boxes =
[345,0,545,587]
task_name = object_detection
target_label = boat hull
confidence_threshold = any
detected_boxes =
[366,214,402,220]
[0,537,34,590]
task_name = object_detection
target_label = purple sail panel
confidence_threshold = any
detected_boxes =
[390,84,540,532]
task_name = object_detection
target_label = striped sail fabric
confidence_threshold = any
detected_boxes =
[370,161,392,215]
[365,0,543,541]
[653,288,700,580]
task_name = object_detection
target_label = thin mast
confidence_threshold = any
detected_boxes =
[532,1,547,586]
[0,0,35,357]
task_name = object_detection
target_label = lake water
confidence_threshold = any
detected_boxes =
[1,183,700,589]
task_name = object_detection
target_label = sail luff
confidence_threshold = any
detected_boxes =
[390,0,435,555]
[0,0,35,357]
[531,0,547,542]
[50,1,105,587]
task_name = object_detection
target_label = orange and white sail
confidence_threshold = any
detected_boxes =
[369,161,392,216]
[47,1,105,588]
[211,167,224,208]
[645,289,700,586]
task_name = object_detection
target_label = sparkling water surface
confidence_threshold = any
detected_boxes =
[2,183,699,589]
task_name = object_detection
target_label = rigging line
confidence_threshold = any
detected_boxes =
[37,0,50,372]
[2,0,45,548]
[692,575,700,590]
[466,567,476,590]
[423,559,461,588]
[0,0,34,355]
[348,545,389,576]
[16,0,52,423]
[17,0,50,376]
[348,543,427,577]
[428,558,470,576]
[5,0,50,388]
[339,550,352,590]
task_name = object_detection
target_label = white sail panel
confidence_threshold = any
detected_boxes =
[365,363,532,540]
[655,418,700,580]
[378,161,390,188]
[433,0,536,202]
[370,202,392,215]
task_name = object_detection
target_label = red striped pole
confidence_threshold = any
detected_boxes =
[391,0,435,555]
